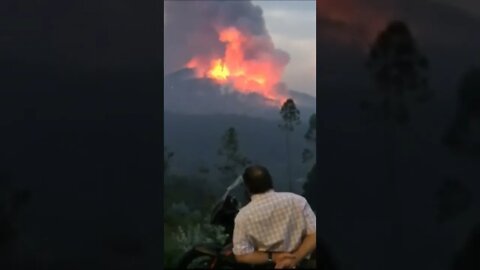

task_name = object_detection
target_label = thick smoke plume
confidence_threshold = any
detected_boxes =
[164,0,290,104]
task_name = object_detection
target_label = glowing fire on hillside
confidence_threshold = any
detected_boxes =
[185,27,288,105]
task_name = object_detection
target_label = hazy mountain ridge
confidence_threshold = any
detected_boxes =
[164,68,316,121]
[164,111,314,193]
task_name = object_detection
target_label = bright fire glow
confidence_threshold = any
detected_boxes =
[209,59,230,81]
[185,27,287,105]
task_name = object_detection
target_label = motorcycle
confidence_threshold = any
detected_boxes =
[177,176,245,269]
[176,176,336,269]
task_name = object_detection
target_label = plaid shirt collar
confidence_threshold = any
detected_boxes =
[250,189,275,201]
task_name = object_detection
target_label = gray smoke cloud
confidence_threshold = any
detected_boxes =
[164,0,289,75]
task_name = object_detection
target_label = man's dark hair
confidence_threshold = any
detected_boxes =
[242,165,273,194]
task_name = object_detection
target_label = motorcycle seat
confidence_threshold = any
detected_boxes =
[194,243,234,257]
[194,245,223,256]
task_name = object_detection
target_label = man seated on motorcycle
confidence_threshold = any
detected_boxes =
[232,165,316,269]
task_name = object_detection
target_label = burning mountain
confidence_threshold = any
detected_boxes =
[165,1,292,107]
[185,26,289,105]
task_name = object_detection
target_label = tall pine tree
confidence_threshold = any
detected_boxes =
[279,99,301,192]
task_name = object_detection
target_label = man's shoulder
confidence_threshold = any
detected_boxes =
[275,191,307,202]
[235,203,253,223]
[274,192,309,209]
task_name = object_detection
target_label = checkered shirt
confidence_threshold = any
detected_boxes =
[232,190,316,255]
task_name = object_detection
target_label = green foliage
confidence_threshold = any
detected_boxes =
[164,174,219,215]
[164,228,182,268]
[164,169,228,268]
[163,200,229,268]
[174,221,229,252]
[165,202,202,226]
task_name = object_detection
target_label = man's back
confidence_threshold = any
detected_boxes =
[233,190,316,255]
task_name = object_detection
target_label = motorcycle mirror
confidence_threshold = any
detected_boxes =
[221,175,243,201]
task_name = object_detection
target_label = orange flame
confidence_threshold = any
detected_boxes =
[185,27,287,106]
[209,59,230,81]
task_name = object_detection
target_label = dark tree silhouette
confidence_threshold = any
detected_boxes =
[444,67,480,155]
[365,21,430,269]
[279,99,301,192]
[217,127,250,185]
[366,21,430,123]
[366,21,430,181]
